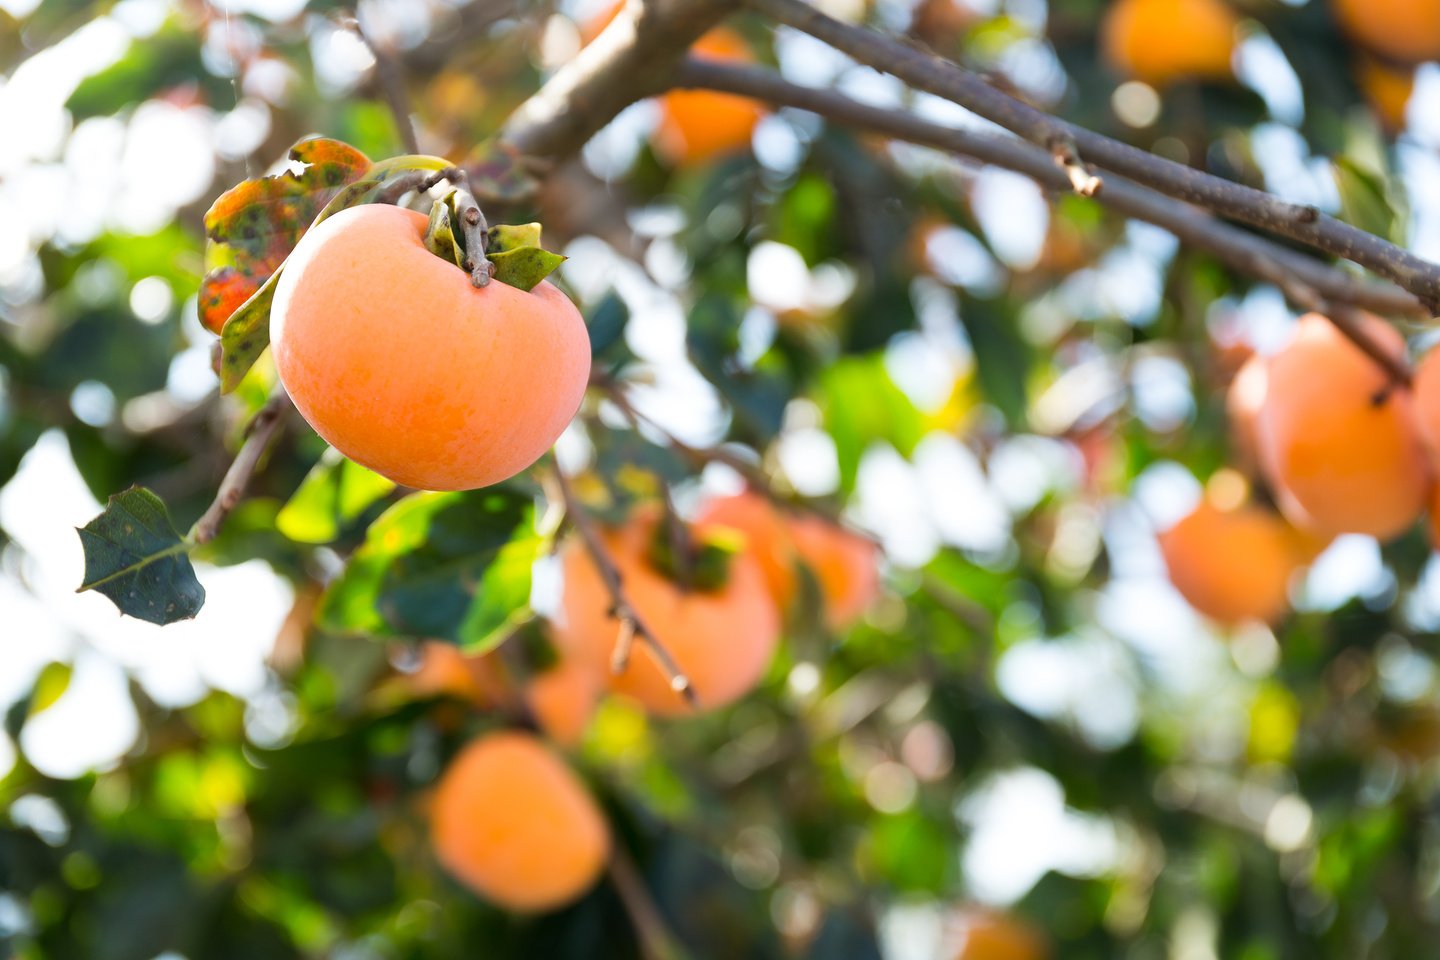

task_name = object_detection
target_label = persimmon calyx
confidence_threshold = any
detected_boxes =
[423,193,566,293]
[645,515,741,592]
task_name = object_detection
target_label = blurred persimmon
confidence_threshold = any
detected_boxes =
[555,505,781,715]
[1257,312,1429,540]
[1100,0,1239,86]
[429,731,609,911]
[1332,0,1440,64]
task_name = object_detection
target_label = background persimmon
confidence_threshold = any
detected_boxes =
[271,204,590,491]
[429,731,609,911]
[523,657,603,747]
[1256,313,1429,539]
[1159,482,1307,626]
[555,507,780,716]
[950,908,1050,960]
[1332,0,1440,64]
[653,29,767,167]
[1100,0,1239,86]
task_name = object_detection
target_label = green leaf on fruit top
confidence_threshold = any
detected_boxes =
[485,222,565,292]
[422,190,466,270]
[76,486,205,625]
[214,147,458,392]
[316,487,541,651]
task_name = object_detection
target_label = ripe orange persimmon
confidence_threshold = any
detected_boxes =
[698,491,882,629]
[1356,56,1415,133]
[1159,491,1305,626]
[1226,351,1268,477]
[1410,345,1440,462]
[430,731,609,911]
[654,29,766,167]
[1332,0,1440,64]
[1256,312,1428,539]
[554,506,780,716]
[271,204,590,491]
[1100,0,1239,87]
[524,657,603,747]
[950,908,1049,960]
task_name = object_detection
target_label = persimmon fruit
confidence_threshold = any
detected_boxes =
[1332,0,1440,64]
[1410,344,1440,463]
[524,657,603,747]
[1256,313,1429,540]
[654,29,767,167]
[1100,0,1239,87]
[1355,56,1415,133]
[271,204,590,491]
[698,491,881,629]
[951,908,1049,960]
[1159,490,1306,626]
[555,506,781,716]
[429,730,609,911]
[1225,351,1268,477]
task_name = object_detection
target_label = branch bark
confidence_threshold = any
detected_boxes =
[500,0,739,159]
[671,57,1427,365]
[189,388,292,546]
[744,0,1440,311]
[550,463,699,705]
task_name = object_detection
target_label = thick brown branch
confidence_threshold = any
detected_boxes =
[744,0,1440,310]
[550,464,698,705]
[189,389,291,546]
[670,59,1429,328]
[500,0,738,158]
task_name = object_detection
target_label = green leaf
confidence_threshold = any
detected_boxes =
[422,192,466,270]
[28,662,73,717]
[487,245,567,292]
[814,354,925,493]
[275,449,396,545]
[486,223,543,253]
[1333,156,1402,243]
[76,487,205,625]
[317,488,540,644]
[217,274,279,394]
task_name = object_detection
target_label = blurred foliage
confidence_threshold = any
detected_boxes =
[3,0,1440,959]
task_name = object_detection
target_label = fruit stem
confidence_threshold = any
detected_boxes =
[452,184,495,288]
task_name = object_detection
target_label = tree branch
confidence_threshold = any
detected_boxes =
[607,846,694,960]
[189,388,291,546]
[743,0,1440,311]
[550,464,698,705]
[670,57,1427,365]
[500,0,739,158]
[348,14,420,154]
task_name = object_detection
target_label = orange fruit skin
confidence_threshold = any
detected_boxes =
[696,491,801,606]
[1256,313,1429,540]
[403,641,489,704]
[1332,0,1440,64]
[788,513,882,629]
[554,508,781,716]
[655,30,767,167]
[1225,352,1268,477]
[1356,56,1415,133]
[1159,497,1303,625]
[1411,345,1440,463]
[1100,0,1239,86]
[524,657,603,746]
[271,204,591,491]
[951,909,1049,960]
[430,731,610,911]
[698,492,881,629]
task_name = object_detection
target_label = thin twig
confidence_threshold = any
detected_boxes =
[189,388,291,546]
[1050,136,1102,197]
[669,58,1429,329]
[607,847,693,960]
[744,0,1440,310]
[550,464,698,705]
[346,14,420,154]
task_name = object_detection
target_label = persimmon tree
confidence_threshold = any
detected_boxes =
[5,0,1440,957]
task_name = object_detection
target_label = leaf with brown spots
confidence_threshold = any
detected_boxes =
[199,137,372,335]
[215,151,459,391]
[463,138,540,205]
[76,486,205,625]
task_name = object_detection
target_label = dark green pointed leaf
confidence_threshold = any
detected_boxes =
[275,449,396,544]
[76,487,205,625]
